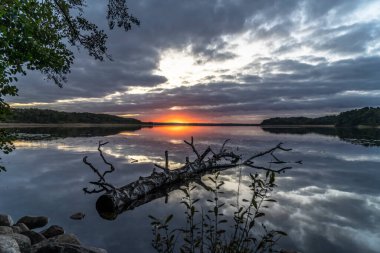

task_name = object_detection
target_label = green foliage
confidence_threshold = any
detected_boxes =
[0,0,139,98]
[149,171,287,253]
[0,0,139,170]
[336,107,380,127]
[261,107,380,127]
[0,108,141,124]
[261,116,337,126]
[0,129,15,172]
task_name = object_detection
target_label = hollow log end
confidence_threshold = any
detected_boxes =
[96,194,119,220]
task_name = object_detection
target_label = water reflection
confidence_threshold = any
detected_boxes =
[261,126,380,147]
[0,126,379,253]
[85,140,294,222]
[4,125,144,140]
[149,172,289,253]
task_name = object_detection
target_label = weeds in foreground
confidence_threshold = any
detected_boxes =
[149,170,286,253]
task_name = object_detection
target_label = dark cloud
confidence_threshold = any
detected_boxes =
[302,0,364,21]
[7,0,380,122]
[311,22,380,54]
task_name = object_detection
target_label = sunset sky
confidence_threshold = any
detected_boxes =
[8,0,380,123]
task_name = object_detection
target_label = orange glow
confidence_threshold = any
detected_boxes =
[118,132,140,136]
[147,125,203,137]
[154,113,205,123]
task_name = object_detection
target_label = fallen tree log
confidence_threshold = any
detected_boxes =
[83,138,299,220]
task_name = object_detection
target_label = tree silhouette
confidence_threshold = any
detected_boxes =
[0,0,139,111]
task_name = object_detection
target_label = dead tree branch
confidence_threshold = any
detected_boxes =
[83,137,299,220]
[82,141,116,194]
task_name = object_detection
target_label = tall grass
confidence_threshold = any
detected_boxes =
[149,170,287,253]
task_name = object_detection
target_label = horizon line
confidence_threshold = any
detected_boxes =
[144,122,261,126]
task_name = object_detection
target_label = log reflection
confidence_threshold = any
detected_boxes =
[83,137,300,220]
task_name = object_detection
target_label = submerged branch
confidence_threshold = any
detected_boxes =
[83,137,299,220]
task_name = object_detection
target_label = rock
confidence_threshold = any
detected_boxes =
[20,231,46,245]
[32,242,107,253]
[49,233,81,245]
[3,234,31,253]
[10,226,22,234]
[16,216,48,229]
[41,225,64,239]
[70,212,85,220]
[0,235,21,253]
[0,214,13,226]
[0,226,13,234]
[85,246,108,253]
[13,223,29,233]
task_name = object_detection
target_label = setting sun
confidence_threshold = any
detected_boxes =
[154,113,204,123]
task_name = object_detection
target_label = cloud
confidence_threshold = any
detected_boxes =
[7,0,380,122]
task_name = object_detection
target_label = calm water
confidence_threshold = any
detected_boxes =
[0,126,379,253]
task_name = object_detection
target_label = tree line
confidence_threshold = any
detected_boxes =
[261,107,380,127]
[0,108,141,124]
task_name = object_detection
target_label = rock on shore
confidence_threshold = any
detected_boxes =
[0,213,107,253]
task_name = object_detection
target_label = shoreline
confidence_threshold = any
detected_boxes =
[260,124,380,128]
[0,123,151,128]
[0,123,378,129]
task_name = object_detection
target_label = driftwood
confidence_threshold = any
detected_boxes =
[83,138,299,220]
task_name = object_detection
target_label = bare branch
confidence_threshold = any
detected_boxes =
[82,142,118,194]
[199,146,212,163]
[184,136,200,159]
[83,187,105,194]
[219,139,230,153]
[83,138,298,219]
[97,141,115,178]
[245,164,292,173]
[83,156,105,182]
[154,163,170,173]
[165,150,169,169]
[244,143,290,163]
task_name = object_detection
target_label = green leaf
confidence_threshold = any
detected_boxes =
[270,171,276,184]
[148,215,158,221]
[275,230,288,236]
[165,214,173,224]
[251,199,258,209]
[255,212,265,218]
[249,220,255,229]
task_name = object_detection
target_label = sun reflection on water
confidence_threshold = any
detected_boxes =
[146,125,204,137]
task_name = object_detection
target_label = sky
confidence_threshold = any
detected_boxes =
[8,0,380,123]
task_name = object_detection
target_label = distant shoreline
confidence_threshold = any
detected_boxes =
[260,124,379,128]
[0,122,261,128]
[0,123,378,128]
[149,122,260,126]
[0,123,150,128]
[260,124,335,128]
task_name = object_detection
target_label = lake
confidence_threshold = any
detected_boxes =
[0,126,379,253]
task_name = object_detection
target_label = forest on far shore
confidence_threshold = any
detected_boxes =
[261,107,380,127]
[0,108,141,124]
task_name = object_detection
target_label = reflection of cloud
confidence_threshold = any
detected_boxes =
[125,155,183,168]
[13,141,51,149]
[2,126,380,253]
[273,186,380,253]
[336,154,380,162]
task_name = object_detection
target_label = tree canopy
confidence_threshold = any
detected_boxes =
[261,107,380,127]
[0,0,139,111]
[0,0,139,160]
[0,108,141,124]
